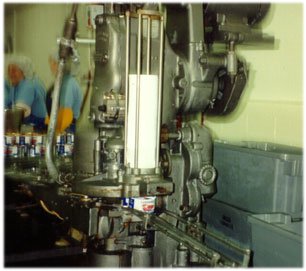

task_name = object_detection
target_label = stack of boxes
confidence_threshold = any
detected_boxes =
[202,141,303,267]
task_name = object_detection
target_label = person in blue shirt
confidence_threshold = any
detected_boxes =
[5,79,10,109]
[6,55,48,132]
[47,51,83,133]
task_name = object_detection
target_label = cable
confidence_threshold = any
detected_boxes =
[39,200,64,221]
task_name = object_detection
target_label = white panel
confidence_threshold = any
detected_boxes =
[126,74,159,169]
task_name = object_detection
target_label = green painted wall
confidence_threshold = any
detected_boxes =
[204,4,303,147]
[5,3,94,93]
[5,4,303,147]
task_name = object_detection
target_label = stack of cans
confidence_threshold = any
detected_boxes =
[5,133,18,157]
[56,132,74,157]
[4,132,44,158]
[4,132,74,158]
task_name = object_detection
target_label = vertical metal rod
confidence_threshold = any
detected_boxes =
[124,11,130,166]
[155,17,164,168]
[94,138,102,175]
[146,17,151,75]
[134,13,142,169]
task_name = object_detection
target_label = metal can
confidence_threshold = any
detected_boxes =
[6,145,12,156]
[5,134,15,145]
[25,134,32,145]
[41,134,46,145]
[32,134,43,145]
[28,145,36,157]
[64,144,73,156]
[57,144,65,156]
[18,145,26,157]
[34,144,42,156]
[56,134,66,144]
[8,145,18,157]
[66,133,74,144]
[16,135,26,145]
[40,144,45,156]
[128,197,156,213]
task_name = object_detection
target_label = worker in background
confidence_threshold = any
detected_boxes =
[6,55,48,132]
[5,79,10,108]
[46,51,83,134]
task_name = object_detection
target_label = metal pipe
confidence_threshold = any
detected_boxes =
[164,209,249,255]
[70,3,78,18]
[134,13,142,169]
[130,208,241,267]
[45,59,65,183]
[146,17,151,75]
[45,3,78,183]
[155,17,164,168]
[124,12,130,166]
[94,138,102,175]
[57,38,95,45]
[176,244,189,267]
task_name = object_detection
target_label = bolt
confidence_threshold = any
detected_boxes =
[179,78,187,88]
[199,56,208,65]
[179,205,190,212]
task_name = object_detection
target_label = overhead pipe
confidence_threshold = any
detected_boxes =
[57,38,96,45]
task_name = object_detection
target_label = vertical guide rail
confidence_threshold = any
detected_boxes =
[134,12,142,169]
[124,11,130,166]
[125,10,163,171]
[146,17,151,75]
[155,17,164,168]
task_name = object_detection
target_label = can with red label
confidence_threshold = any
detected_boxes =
[32,134,43,145]
[6,145,12,156]
[8,145,18,157]
[128,197,156,213]
[40,144,45,156]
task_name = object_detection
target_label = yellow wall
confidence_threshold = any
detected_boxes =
[205,4,303,147]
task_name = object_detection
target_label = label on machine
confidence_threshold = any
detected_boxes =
[122,196,156,214]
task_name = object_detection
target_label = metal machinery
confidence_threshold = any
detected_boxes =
[5,3,274,267]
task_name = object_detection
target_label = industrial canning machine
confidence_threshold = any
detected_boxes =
[5,3,281,267]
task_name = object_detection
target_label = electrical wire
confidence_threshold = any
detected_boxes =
[39,200,64,221]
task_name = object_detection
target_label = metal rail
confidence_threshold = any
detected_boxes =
[124,11,130,166]
[164,209,250,256]
[129,208,249,267]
